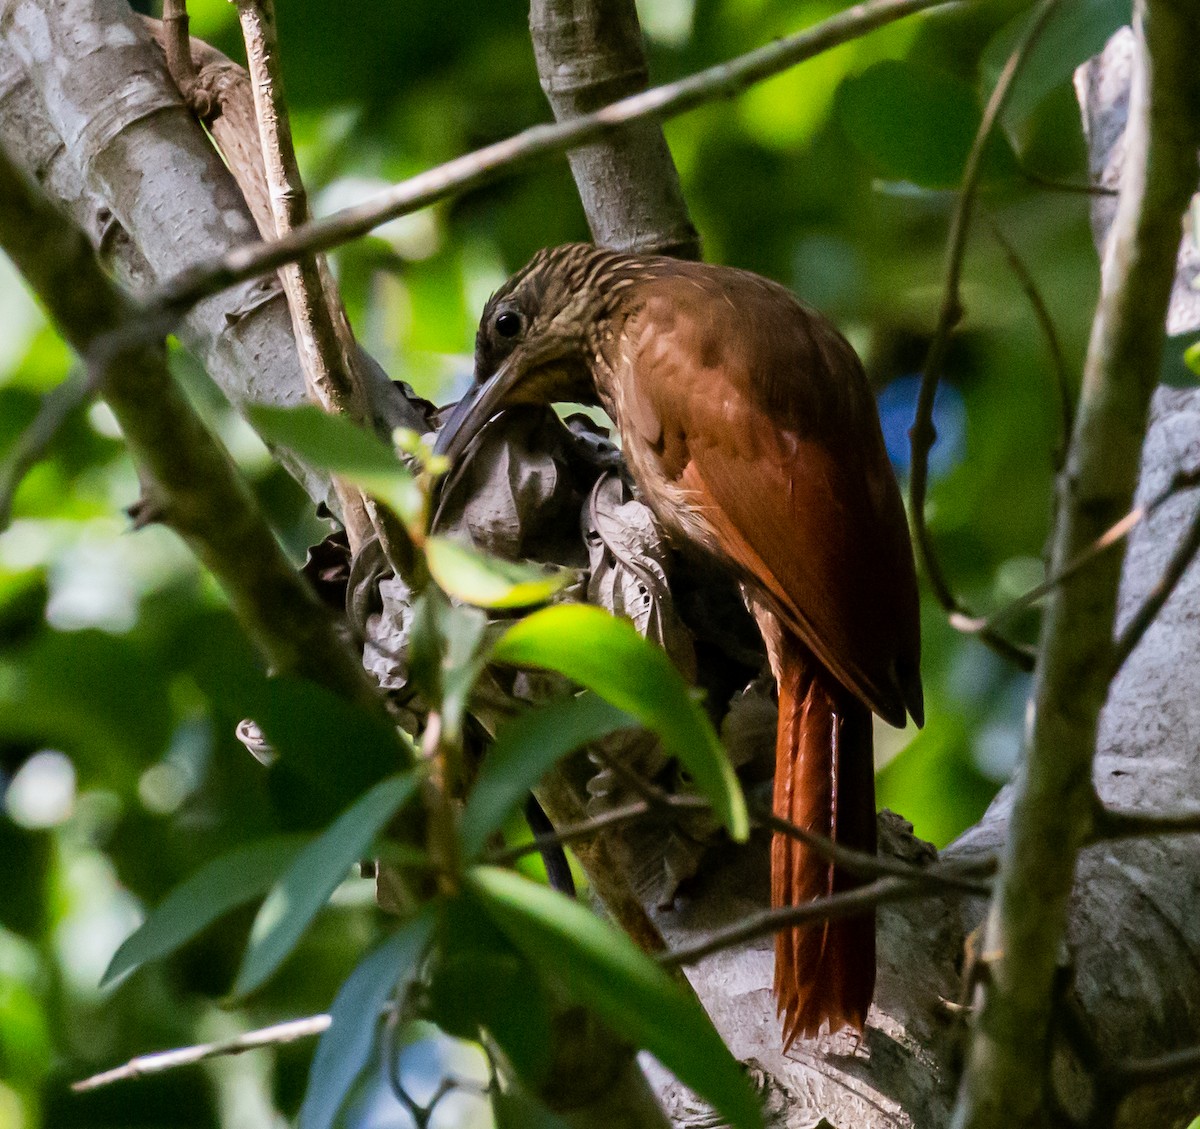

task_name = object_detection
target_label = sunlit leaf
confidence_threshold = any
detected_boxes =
[234,772,423,996]
[837,60,1015,188]
[247,404,421,525]
[102,836,307,987]
[459,693,635,859]
[469,866,762,1129]
[426,536,574,608]
[490,605,748,841]
[298,909,435,1129]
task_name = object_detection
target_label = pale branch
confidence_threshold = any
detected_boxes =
[71,1015,332,1092]
[908,0,1064,674]
[150,0,953,313]
[530,0,700,258]
[982,213,1074,468]
[951,3,1200,1126]
[0,143,382,713]
[233,0,417,577]
[659,877,957,968]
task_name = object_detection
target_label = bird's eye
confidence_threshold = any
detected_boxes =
[494,311,522,338]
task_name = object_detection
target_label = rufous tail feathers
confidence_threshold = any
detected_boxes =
[772,634,877,1047]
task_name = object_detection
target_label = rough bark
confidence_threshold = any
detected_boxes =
[0,0,422,514]
[529,0,701,257]
[4,1,1200,1126]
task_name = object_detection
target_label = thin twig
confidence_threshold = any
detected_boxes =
[1111,1042,1200,1087]
[233,0,421,575]
[1110,491,1200,673]
[1020,167,1119,197]
[754,805,995,894]
[659,877,932,967]
[908,0,1064,673]
[487,800,658,865]
[954,466,1200,637]
[72,1015,331,1091]
[0,370,95,531]
[151,0,954,313]
[1090,800,1200,842]
[983,213,1074,469]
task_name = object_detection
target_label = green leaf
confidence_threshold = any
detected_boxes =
[837,59,1015,189]
[247,405,421,525]
[490,605,748,841]
[980,0,1131,131]
[1183,340,1200,378]
[298,909,435,1129]
[459,693,635,859]
[426,536,575,608]
[234,772,423,996]
[493,1088,572,1129]
[429,897,553,1083]
[469,867,762,1129]
[101,836,307,987]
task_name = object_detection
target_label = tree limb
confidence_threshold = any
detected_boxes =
[951,4,1200,1125]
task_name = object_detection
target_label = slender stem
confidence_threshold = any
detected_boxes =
[982,214,1074,469]
[72,1015,331,1092]
[151,0,954,312]
[908,0,1064,672]
[659,877,949,967]
[951,2,1200,1124]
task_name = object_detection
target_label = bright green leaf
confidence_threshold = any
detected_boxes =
[469,867,762,1129]
[427,536,575,609]
[298,909,435,1129]
[1184,341,1200,377]
[490,605,748,841]
[837,59,1015,189]
[459,693,635,859]
[247,404,422,525]
[102,836,307,987]
[234,772,423,996]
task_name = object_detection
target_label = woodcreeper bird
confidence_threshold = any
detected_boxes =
[434,243,923,1044]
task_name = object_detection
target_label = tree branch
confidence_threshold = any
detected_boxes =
[529,0,701,258]
[951,4,1200,1126]
[0,144,381,712]
[909,0,1064,674]
[152,0,953,313]
[72,1014,332,1092]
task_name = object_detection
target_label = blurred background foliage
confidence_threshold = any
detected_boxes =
[0,0,1140,1124]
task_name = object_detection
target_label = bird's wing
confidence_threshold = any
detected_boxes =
[621,267,922,727]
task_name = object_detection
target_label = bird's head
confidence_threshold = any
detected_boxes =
[433,243,621,462]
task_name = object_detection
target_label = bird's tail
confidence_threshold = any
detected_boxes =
[772,635,877,1047]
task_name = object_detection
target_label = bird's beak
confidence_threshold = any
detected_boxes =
[432,356,523,464]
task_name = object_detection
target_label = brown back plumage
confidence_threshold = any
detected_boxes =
[467,245,922,1042]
